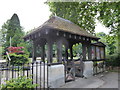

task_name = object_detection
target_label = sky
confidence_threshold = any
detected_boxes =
[0,0,110,34]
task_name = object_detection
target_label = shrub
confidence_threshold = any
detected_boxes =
[8,53,30,66]
[0,76,38,89]
[106,53,120,67]
[5,46,30,66]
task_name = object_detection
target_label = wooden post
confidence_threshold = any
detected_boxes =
[47,42,53,63]
[57,40,62,63]
[69,43,75,80]
[69,44,73,60]
[82,43,86,60]
[99,47,102,59]
[41,45,45,62]
[103,47,106,71]
[65,48,68,60]
[32,42,37,62]
[88,44,92,60]
[95,46,97,59]
[104,47,106,59]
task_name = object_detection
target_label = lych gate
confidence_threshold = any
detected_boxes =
[24,16,106,87]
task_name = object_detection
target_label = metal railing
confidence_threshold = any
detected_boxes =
[0,61,49,89]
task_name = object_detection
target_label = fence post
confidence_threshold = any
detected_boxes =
[39,61,41,89]
[47,62,49,89]
[6,64,8,81]
[36,62,38,89]
[32,62,34,84]
[44,62,45,89]
[27,63,29,77]
[0,70,1,85]
[12,64,14,78]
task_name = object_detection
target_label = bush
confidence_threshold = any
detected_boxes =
[8,53,30,66]
[106,53,120,67]
[0,76,38,89]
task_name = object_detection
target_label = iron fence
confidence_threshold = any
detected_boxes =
[0,61,49,89]
[0,59,106,89]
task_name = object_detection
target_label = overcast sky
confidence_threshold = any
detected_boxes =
[0,0,110,34]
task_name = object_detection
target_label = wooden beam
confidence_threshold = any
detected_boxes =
[47,42,53,63]
[69,44,73,60]
[57,40,62,63]
[104,47,106,59]
[88,44,92,60]
[41,45,45,62]
[82,43,86,60]
[65,48,68,60]
[95,46,97,59]
[32,42,37,62]
[99,47,101,59]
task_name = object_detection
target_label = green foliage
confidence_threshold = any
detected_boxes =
[0,20,9,46]
[98,2,119,35]
[47,2,98,34]
[97,2,120,53]
[47,2,120,54]
[96,32,117,55]
[8,53,30,66]
[2,14,24,47]
[0,76,38,89]
[0,13,31,57]
[0,46,5,59]
[73,43,82,57]
[17,41,30,56]
[106,53,120,67]
[1,13,25,49]
[96,32,119,67]
[106,35,117,55]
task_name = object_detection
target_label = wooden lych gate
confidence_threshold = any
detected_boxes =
[24,16,106,82]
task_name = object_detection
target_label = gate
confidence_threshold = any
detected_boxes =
[64,60,75,82]
[64,59,106,82]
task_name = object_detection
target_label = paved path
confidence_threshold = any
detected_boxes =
[60,72,119,88]
[60,75,104,88]
[98,72,118,88]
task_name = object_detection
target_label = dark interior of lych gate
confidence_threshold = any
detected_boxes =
[24,16,106,82]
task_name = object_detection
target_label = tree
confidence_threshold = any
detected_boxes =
[96,32,117,55]
[1,13,24,48]
[0,14,31,58]
[97,2,120,54]
[47,2,98,34]
[47,2,120,54]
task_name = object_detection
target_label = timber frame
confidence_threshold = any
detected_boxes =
[24,16,106,81]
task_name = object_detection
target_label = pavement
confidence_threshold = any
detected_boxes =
[60,71,119,89]
[98,72,118,88]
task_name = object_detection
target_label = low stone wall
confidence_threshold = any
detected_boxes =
[32,64,65,88]
[83,61,93,78]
